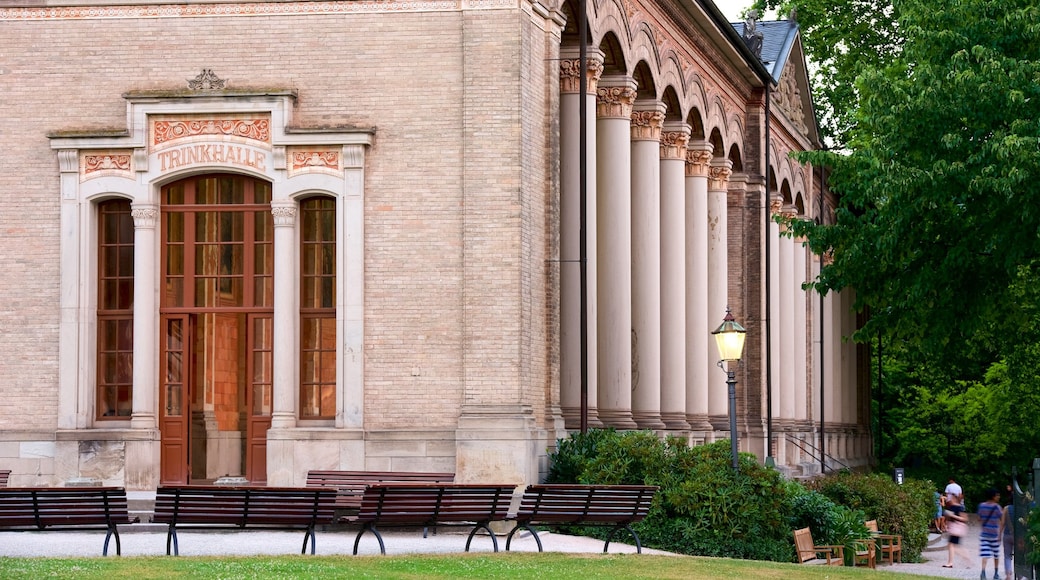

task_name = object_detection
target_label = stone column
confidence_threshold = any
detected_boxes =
[779,205,799,461]
[768,194,783,457]
[684,143,713,433]
[630,102,666,429]
[794,229,809,426]
[130,203,159,431]
[706,159,732,426]
[595,78,638,428]
[559,50,604,428]
[659,123,691,430]
[270,201,298,430]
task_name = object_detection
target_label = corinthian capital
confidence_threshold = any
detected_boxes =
[660,131,690,160]
[270,203,297,227]
[630,110,665,141]
[131,205,158,228]
[708,163,733,191]
[596,86,637,119]
[560,58,604,94]
[685,144,713,177]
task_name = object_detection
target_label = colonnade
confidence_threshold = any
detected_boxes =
[559,52,734,436]
[557,52,863,468]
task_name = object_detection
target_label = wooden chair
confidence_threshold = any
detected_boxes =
[865,519,903,564]
[852,537,876,568]
[793,527,844,565]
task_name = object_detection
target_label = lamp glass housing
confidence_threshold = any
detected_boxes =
[712,313,747,362]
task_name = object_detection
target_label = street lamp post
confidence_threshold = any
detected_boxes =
[712,307,747,471]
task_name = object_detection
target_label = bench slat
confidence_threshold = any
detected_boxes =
[0,487,134,555]
[152,486,338,555]
[505,484,658,554]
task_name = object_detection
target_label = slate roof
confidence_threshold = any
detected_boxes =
[733,19,799,83]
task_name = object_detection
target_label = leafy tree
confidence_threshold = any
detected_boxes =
[767,0,1040,492]
[787,0,1040,367]
[756,0,902,146]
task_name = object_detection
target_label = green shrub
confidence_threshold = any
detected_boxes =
[546,429,795,562]
[808,471,934,560]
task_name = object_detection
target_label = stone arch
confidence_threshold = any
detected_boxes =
[708,127,725,159]
[661,86,682,123]
[597,31,628,76]
[632,61,656,100]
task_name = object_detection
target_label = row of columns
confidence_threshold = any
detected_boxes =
[559,52,734,432]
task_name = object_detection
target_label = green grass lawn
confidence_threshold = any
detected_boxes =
[0,553,940,579]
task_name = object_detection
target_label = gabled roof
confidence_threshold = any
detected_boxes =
[733,19,799,83]
[733,17,821,147]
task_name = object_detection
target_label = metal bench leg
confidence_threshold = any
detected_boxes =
[302,525,317,555]
[353,523,386,555]
[103,524,121,556]
[464,523,499,553]
[603,524,642,554]
[166,524,179,556]
[505,524,541,552]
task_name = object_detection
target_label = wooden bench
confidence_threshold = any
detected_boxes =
[865,519,902,563]
[504,484,658,553]
[306,470,455,514]
[0,487,137,555]
[152,486,338,555]
[345,483,516,555]
[0,470,10,487]
[793,527,844,565]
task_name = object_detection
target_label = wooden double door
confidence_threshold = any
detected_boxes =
[158,174,274,485]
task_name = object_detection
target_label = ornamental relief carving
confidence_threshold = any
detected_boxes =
[151,117,271,149]
[81,151,132,181]
[685,149,713,177]
[707,165,732,190]
[596,86,636,119]
[287,149,341,177]
[775,67,808,134]
[659,131,689,160]
[629,110,665,141]
[559,59,604,95]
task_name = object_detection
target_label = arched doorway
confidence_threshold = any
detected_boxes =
[158,174,273,484]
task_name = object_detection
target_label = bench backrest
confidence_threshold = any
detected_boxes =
[513,484,658,525]
[153,486,337,527]
[354,483,516,525]
[0,470,10,487]
[0,487,130,529]
[865,519,878,533]
[306,471,456,509]
[793,527,818,563]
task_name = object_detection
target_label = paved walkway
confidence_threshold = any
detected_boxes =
[0,518,1013,580]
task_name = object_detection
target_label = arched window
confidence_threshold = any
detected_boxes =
[299,196,337,419]
[97,199,134,419]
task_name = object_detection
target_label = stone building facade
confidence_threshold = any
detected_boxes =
[0,0,870,490]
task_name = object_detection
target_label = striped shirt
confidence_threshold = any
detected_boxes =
[978,501,1002,539]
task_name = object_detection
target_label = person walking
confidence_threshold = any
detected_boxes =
[1000,500,1014,580]
[944,494,969,568]
[978,488,1002,580]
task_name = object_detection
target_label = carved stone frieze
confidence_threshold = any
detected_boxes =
[152,118,271,148]
[288,149,341,177]
[775,67,808,134]
[81,151,133,181]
